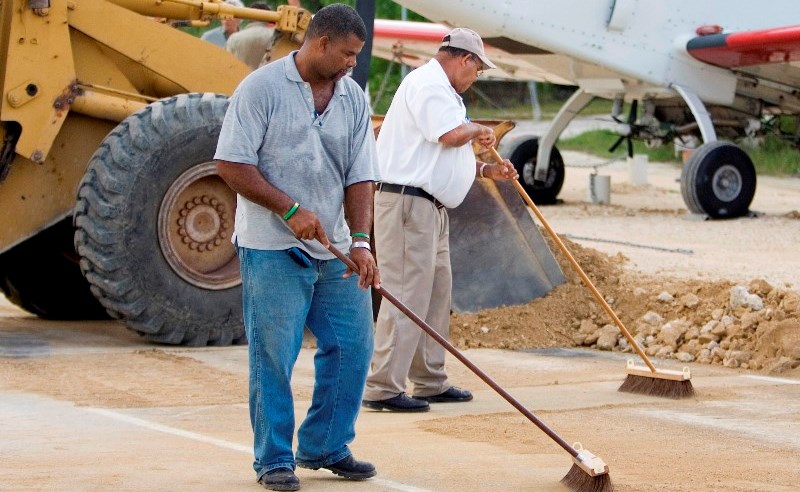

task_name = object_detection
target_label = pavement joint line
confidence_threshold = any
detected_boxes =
[741,375,800,385]
[370,479,432,492]
[83,407,429,492]
[84,407,252,454]
[633,407,800,450]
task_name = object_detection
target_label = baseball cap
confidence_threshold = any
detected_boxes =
[440,27,496,70]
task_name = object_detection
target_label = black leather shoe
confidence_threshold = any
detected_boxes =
[298,455,377,480]
[415,386,473,403]
[258,468,300,491]
[324,455,377,479]
[362,393,430,412]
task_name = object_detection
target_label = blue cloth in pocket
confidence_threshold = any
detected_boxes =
[287,247,312,268]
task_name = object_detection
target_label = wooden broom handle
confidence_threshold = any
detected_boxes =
[326,243,580,458]
[487,147,657,373]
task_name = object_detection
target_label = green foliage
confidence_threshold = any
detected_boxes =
[558,130,679,163]
[740,135,800,176]
[558,130,800,177]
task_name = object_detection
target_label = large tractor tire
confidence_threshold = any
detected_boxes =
[508,138,565,204]
[74,93,245,346]
[680,141,756,219]
[0,218,109,320]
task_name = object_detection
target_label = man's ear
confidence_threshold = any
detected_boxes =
[316,35,330,53]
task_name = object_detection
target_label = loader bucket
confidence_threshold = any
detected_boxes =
[448,178,564,312]
[369,118,564,314]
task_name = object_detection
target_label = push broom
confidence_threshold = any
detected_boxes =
[326,243,613,492]
[487,147,694,399]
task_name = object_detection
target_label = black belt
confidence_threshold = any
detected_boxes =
[377,183,445,209]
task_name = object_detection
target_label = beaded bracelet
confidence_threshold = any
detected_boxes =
[283,202,300,220]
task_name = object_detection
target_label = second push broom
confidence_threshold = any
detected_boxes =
[326,243,613,492]
[488,147,694,399]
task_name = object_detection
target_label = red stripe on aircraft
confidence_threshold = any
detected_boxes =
[373,19,449,43]
[688,25,800,67]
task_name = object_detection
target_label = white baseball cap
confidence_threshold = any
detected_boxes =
[440,27,496,70]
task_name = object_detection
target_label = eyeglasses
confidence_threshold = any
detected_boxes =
[469,55,484,77]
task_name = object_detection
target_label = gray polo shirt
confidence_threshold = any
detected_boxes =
[215,52,380,259]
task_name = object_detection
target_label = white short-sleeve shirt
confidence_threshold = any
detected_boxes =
[375,59,476,208]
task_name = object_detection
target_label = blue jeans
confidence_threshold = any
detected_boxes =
[238,247,374,480]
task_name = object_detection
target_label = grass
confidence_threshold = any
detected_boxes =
[558,129,680,164]
[467,99,614,120]
[556,130,800,177]
[739,136,800,176]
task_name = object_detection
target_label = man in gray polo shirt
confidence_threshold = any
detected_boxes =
[215,4,380,491]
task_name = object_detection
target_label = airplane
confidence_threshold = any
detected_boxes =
[373,1,800,218]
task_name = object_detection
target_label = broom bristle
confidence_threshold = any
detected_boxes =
[618,374,695,399]
[561,463,614,492]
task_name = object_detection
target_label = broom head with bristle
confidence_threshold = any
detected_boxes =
[618,360,695,399]
[561,444,613,492]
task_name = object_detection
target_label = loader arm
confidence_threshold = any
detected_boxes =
[0,0,310,163]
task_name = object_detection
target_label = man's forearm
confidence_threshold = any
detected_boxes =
[438,122,485,148]
[344,181,374,236]
[216,161,296,216]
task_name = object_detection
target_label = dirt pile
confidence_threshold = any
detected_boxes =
[451,235,800,374]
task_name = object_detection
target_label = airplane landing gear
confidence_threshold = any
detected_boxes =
[680,141,756,218]
[509,138,565,204]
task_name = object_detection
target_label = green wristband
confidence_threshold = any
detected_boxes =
[352,232,370,239]
[283,202,299,220]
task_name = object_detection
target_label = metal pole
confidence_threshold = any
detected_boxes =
[400,6,409,78]
[528,81,541,121]
[353,0,375,90]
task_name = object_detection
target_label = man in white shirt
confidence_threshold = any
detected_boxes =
[226,2,276,70]
[362,28,518,412]
[200,0,243,48]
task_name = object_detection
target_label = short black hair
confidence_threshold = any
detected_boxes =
[438,46,474,59]
[306,3,366,42]
[249,1,272,10]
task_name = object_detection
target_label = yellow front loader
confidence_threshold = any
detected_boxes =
[0,0,313,344]
[0,0,563,345]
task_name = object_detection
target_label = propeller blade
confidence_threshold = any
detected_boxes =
[627,136,634,158]
[627,99,638,125]
[609,136,625,153]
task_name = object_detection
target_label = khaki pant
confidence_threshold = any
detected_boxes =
[363,190,452,401]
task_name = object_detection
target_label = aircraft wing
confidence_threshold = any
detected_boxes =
[373,19,575,84]
[687,25,800,92]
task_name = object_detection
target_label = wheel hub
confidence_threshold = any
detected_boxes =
[177,197,229,251]
[712,164,742,202]
[522,160,536,185]
[158,162,240,290]
[523,159,556,188]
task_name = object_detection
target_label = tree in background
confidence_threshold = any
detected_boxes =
[187,1,542,116]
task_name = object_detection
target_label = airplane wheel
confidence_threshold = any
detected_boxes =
[680,141,756,219]
[508,138,564,204]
